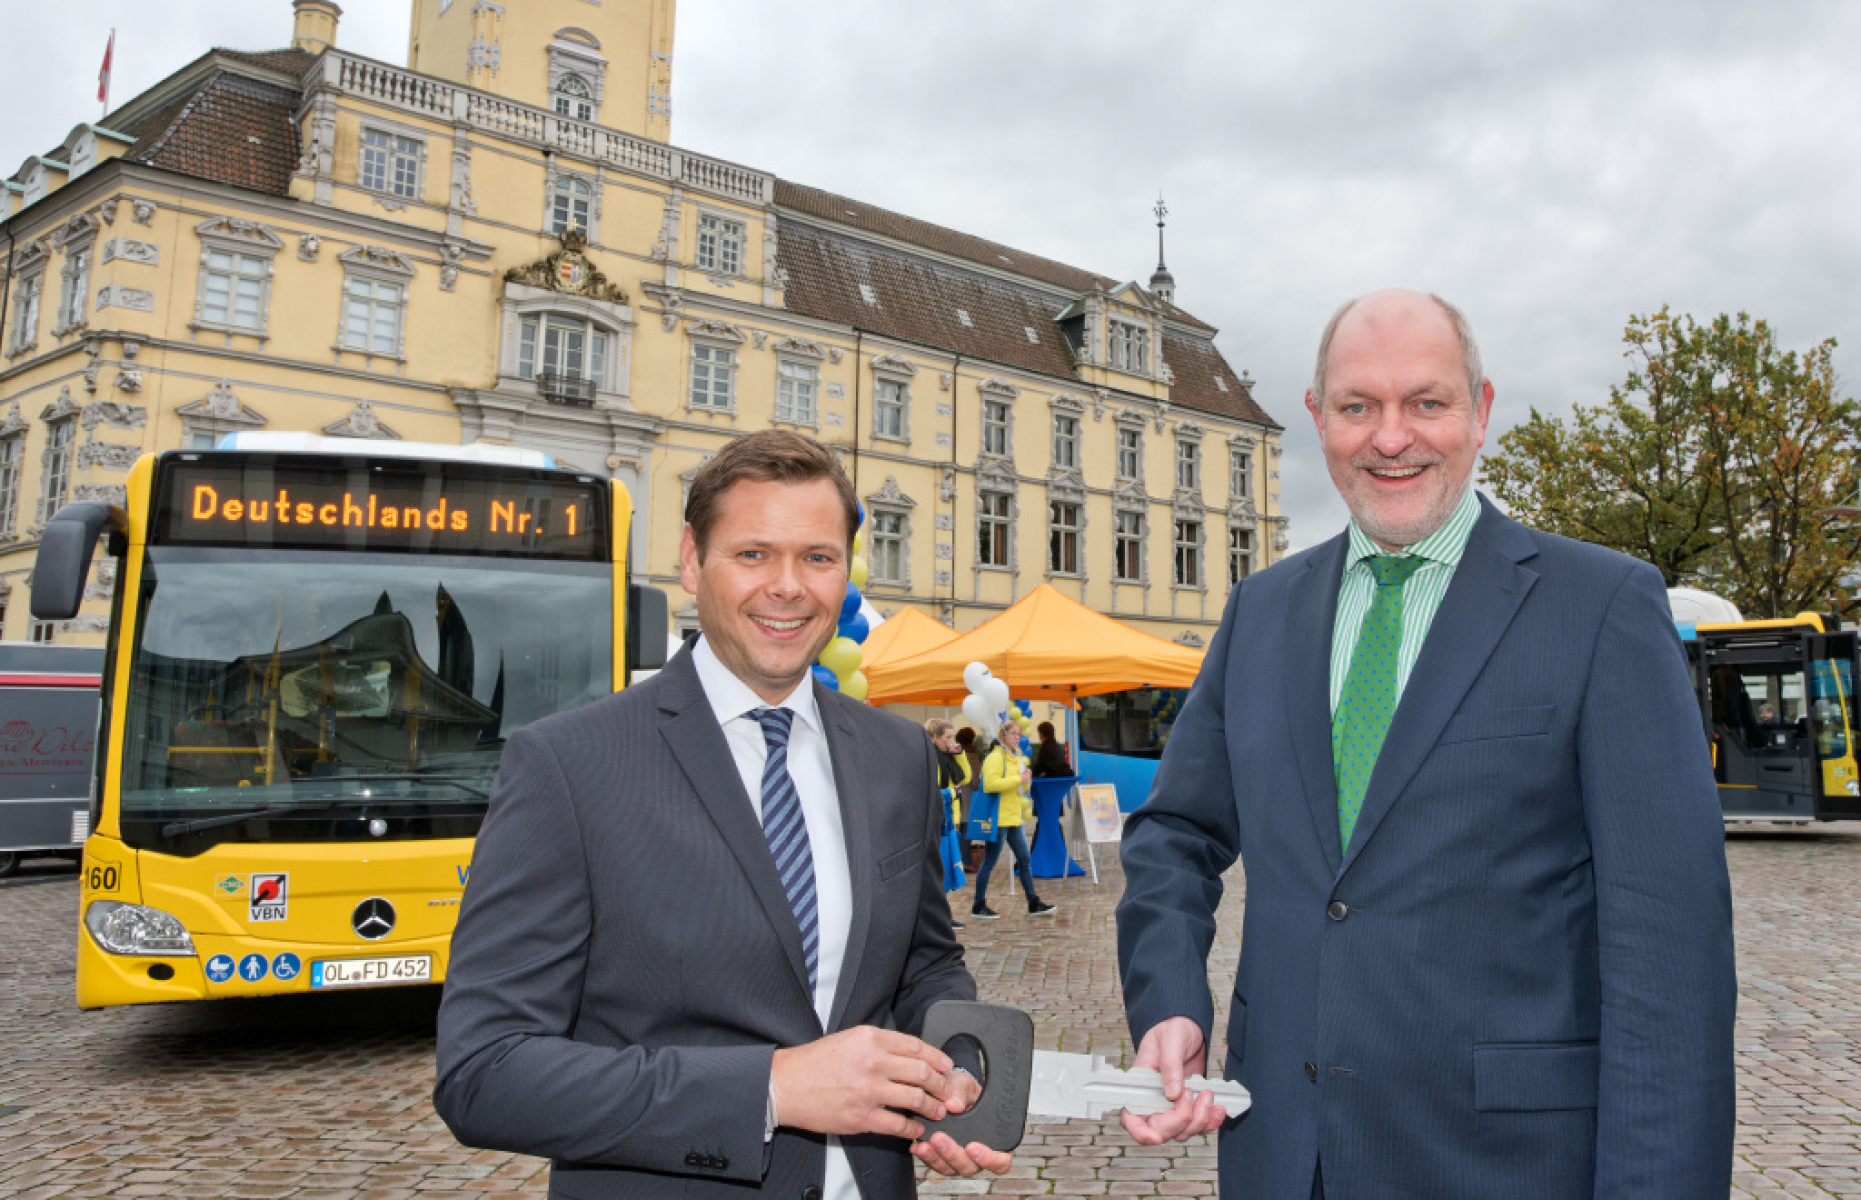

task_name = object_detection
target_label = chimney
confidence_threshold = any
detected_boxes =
[292,0,342,54]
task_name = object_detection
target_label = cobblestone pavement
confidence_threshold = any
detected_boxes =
[0,826,1856,1198]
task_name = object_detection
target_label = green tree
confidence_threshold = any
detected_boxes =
[1484,308,1861,619]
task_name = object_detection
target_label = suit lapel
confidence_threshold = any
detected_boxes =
[1288,535,1350,874]
[819,685,873,1033]
[656,651,815,1003]
[1340,503,1540,872]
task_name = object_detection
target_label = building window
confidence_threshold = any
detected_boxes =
[1114,511,1144,582]
[0,435,22,538]
[1231,448,1252,502]
[1053,414,1079,469]
[200,249,268,332]
[56,247,91,333]
[1117,426,1142,481]
[776,359,818,424]
[1177,439,1200,490]
[1174,519,1203,587]
[340,276,406,355]
[29,620,56,644]
[978,491,1012,568]
[689,343,736,411]
[553,73,595,121]
[520,315,610,396]
[550,175,592,235]
[1109,319,1149,373]
[1048,501,1081,575]
[8,274,42,354]
[982,400,1010,457]
[874,379,907,441]
[1229,527,1254,584]
[360,128,423,200]
[696,213,745,276]
[40,419,75,526]
[870,511,906,584]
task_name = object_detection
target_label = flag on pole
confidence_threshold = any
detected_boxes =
[98,30,115,112]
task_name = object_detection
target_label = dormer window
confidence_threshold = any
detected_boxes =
[553,74,595,122]
[1109,319,1149,374]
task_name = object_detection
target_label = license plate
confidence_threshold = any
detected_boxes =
[309,954,432,988]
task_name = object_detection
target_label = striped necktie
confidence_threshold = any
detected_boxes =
[751,707,819,991]
[1333,555,1425,851]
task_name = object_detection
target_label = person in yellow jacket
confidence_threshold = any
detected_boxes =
[971,720,1055,919]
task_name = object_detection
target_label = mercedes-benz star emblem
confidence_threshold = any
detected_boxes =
[352,897,396,940]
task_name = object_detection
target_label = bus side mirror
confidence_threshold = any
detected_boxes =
[31,502,117,621]
[628,583,669,671]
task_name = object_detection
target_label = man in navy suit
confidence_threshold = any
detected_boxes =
[1115,289,1736,1198]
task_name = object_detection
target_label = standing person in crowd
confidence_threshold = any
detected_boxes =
[971,720,1055,919]
[1116,289,1735,1198]
[436,430,1011,1196]
[954,726,983,870]
[925,718,970,930]
[1029,720,1073,778]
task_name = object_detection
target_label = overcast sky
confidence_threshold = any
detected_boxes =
[6,1,1859,550]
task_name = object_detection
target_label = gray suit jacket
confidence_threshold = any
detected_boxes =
[1118,499,1736,1198]
[435,646,975,1197]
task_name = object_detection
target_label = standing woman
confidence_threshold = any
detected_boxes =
[925,718,970,929]
[1030,720,1073,778]
[972,720,1055,919]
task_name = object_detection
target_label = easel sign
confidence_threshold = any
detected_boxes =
[1068,783,1123,885]
[1076,784,1123,843]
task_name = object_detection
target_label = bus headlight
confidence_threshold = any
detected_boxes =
[84,900,197,956]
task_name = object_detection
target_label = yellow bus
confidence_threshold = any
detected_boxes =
[1683,613,1861,823]
[32,434,664,1007]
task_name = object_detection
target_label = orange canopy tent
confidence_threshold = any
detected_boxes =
[866,584,1206,705]
[859,605,959,668]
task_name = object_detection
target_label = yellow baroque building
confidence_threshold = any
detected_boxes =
[0,0,1285,650]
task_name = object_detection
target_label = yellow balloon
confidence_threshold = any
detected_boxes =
[841,669,869,702]
[849,555,869,589]
[819,635,862,680]
[854,531,866,556]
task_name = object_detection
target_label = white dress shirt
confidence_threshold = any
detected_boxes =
[691,636,856,1200]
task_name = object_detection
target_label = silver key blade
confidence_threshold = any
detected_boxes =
[1027,1049,1251,1121]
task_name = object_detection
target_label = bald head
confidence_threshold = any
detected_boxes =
[1311,289,1484,410]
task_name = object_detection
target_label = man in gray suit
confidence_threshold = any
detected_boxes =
[436,430,1010,1197]
[1115,290,1736,1197]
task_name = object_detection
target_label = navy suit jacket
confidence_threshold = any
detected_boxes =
[1118,499,1736,1198]
[435,646,974,1197]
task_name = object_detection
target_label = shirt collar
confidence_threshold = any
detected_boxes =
[1344,484,1481,571]
[690,634,824,737]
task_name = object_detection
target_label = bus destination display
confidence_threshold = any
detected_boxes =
[153,458,608,559]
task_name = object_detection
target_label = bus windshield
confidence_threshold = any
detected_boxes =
[118,548,612,852]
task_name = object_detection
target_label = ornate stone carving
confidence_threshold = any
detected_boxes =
[449,144,476,214]
[195,215,281,250]
[689,320,745,343]
[866,476,915,509]
[61,615,111,633]
[51,212,100,249]
[824,413,845,428]
[83,558,119,602]
[1175,631,1205,649]
[1050,392,1087,413]
[41,389,82,423]
[751,330,768,350]
[177,381,267,429]
[0,403,27,438]
[934,514,953,531]
[81,402,146,432]
[99,198,119,225]
[978,378,1020,399]
[935,403,953,418]
[96,285,154,313]
[939,466,959,502]
[824,382,845,400]
[339,245,416,276]
[77,442,140,471]
[101,238,158,266]
[503,229,627,304]
[74,484,127,508]
[298,233,321,262]
[772,337,826,360]
[938,373,951,391]
[827,347,844,364]
[933,543,954,560]
[934,433,952,448]
[870,353,917,377]
[324,400,400,440]
[440,244,464,292]
[114,370,143,393]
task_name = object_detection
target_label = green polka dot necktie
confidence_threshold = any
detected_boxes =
[1333,555,1425,851]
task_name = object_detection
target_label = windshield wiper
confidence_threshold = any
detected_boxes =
[162,800,358,839]
[158,774,490,839]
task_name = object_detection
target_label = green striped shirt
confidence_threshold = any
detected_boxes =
[1328,486,1482,714]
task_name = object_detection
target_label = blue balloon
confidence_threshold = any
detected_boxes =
[840,581,862,622]
[857,501,867,528]
[839,612,870,644]
[1016,699,1033,717]
[811,664,840,691]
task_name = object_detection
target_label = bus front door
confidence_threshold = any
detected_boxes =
[1705,640,1820,821]
[1807,631,1861,820]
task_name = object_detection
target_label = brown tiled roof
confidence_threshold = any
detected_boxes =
[777,206,1277,429]
[127,69,303,196]
[216,48,317,78]
[1162,332,1281,430]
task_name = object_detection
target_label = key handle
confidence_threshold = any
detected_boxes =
[918,1000,1034,1152]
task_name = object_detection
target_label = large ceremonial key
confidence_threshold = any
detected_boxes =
[918,1001,1251,1151]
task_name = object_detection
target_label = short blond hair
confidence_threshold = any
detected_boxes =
[924,718,953,739]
